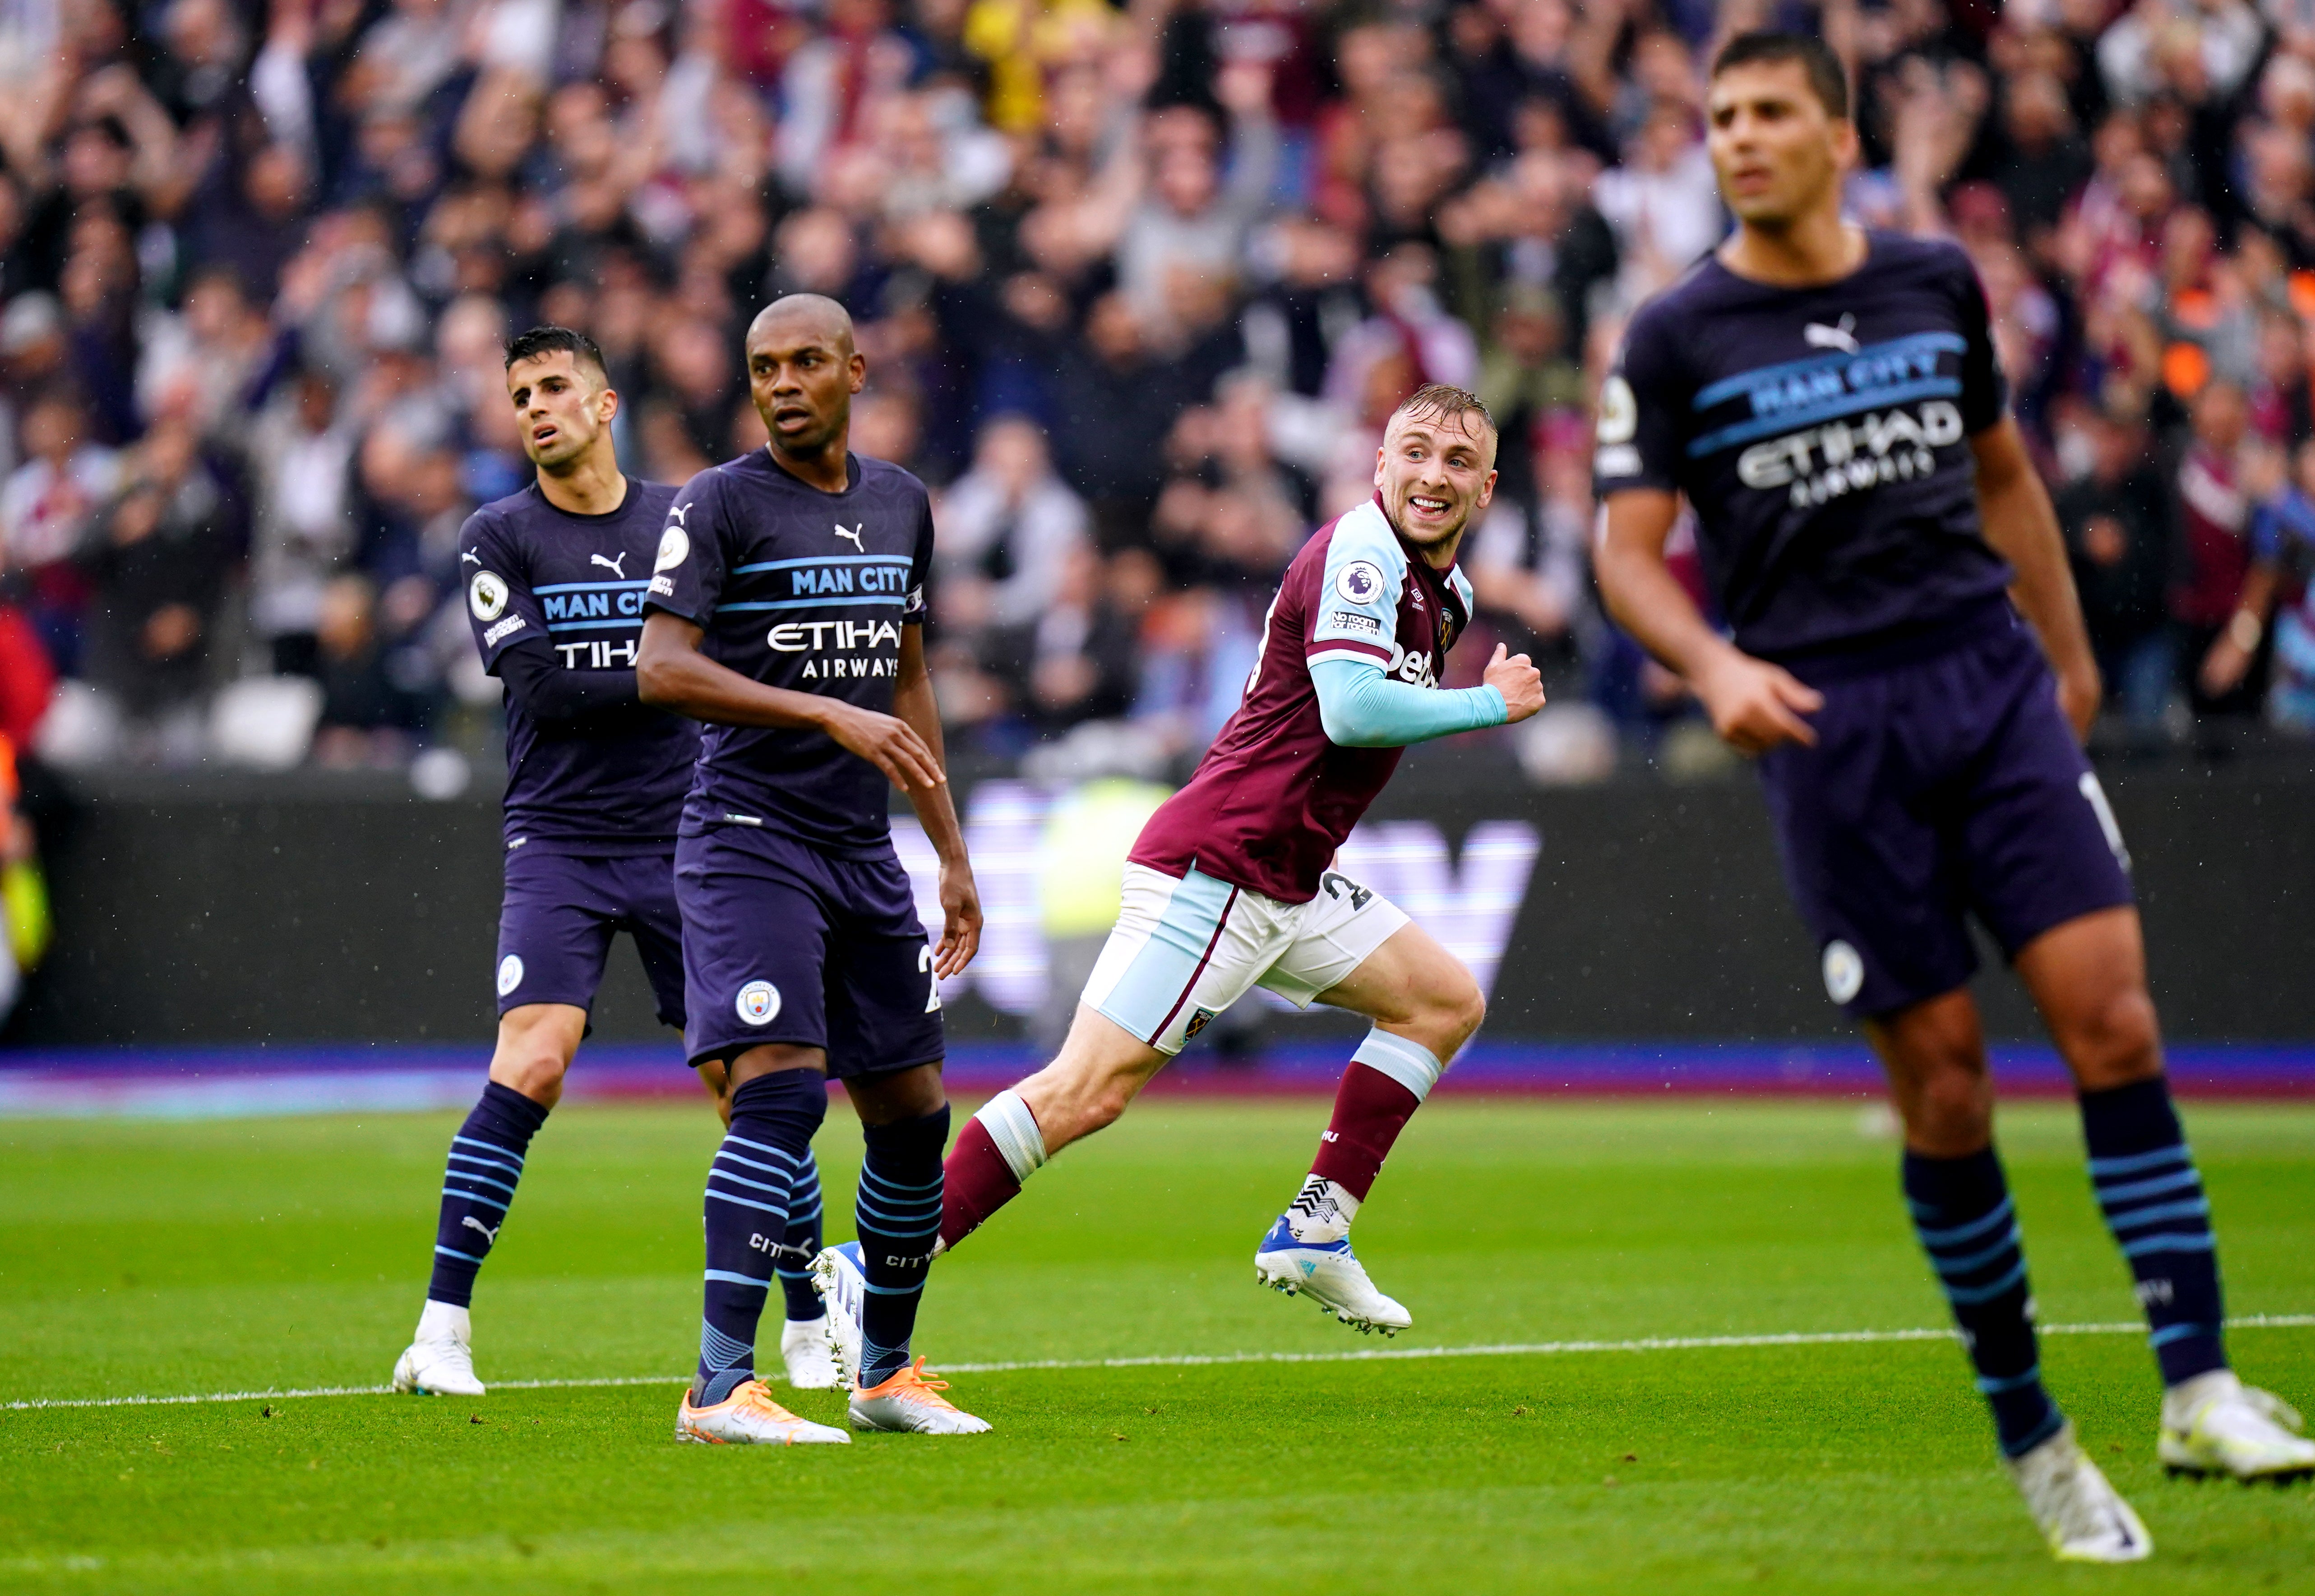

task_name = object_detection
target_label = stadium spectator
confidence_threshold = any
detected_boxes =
[2202,434,2315,731]
[2170,379,2264,726]
[934,415,1091,628]
[2057,394,2179,742]
[8,0,2315,775]
[76,416,232,761]
[310,573,426,766]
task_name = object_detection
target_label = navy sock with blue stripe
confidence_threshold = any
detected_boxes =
[427,1082,550,1308]
[696,1070,827,1406]
[2080,1076,2227,1386]
[855,1106,950,1387]
[1904,1146,2063,1458]
[778,1150,826,1322]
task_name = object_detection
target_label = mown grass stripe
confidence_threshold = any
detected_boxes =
[11,1314,2310,1412]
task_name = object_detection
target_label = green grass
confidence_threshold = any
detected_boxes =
[1,1099,2310,1593]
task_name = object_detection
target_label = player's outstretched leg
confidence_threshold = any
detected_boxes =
[1255,1033,1435,1334]
[394,1079,550,1397]
[675,1066,848,1444]
[832,1103,988,1435]
[1256,922,1485,1335]
[938,1008,1172,1254]
[2017,911,2315,1483]
[775,1150,838,1389]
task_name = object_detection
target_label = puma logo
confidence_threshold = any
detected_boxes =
[1804,314,1860,355]
[667,503,692,528]
[833,523,865,552]
[462,1215,500,1244]
[591,552,628,578]
[460,551,481,566]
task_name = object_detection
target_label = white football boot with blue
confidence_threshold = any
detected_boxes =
[1253,1177,1411,1335]
[809,1242,868,1387]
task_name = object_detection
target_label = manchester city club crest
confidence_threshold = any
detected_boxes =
[735,980,782,1025]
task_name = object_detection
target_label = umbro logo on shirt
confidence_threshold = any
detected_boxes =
[1804,314,1861,355]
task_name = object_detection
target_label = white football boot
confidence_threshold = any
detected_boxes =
[781,1315,840,1390]
[392,1301,485,1396]
[675,1379,849,1445]
[2004,1422,2153,1563]
[809,1242,867,1387]
[849,1357,992,1435]
[2159,1370,2315,1482]
[1252,1213,1411,1335]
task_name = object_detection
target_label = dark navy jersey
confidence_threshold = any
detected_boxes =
[459,480,699,855]
[1594,231,2014,660]
[643,449,933,856]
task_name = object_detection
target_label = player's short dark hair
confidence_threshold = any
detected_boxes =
[1393,383,1496,440]
[504,325,609,385]
[1710,30,1850,120]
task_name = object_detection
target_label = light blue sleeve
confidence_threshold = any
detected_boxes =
[1310,656,1508,749]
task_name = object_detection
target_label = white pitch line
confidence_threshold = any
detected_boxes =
[9,1315,2312,1413]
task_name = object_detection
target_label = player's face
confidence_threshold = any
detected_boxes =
[1705,62,1855,228]
[747,319,867,458]
[1373,409,1497,551]
[506,351,614,470]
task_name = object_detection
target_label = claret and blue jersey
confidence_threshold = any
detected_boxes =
[642,447,935,855]
[458,479,697,854]
[1131,494,1480,904]
[1594,231,2015,660]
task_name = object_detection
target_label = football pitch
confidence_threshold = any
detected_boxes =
[3,1098,2310,1593]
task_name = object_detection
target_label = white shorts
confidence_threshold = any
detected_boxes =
[1081,863,1410,1056]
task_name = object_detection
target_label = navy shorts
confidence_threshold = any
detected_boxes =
[494,848,687,1027]
[1758,608,2135,1019]
[674,826,944,1076]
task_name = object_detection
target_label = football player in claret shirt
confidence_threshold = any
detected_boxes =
[932,384,1545,1334]
[393,328,839,1399]
[639,295,988,1443]
[1592,31,2314,1562]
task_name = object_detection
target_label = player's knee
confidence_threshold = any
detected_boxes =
[1909,1056,1991,1144]
[494,1051,568,1106]
[2062,983,2162,1088]
[1446,979,1486,1046]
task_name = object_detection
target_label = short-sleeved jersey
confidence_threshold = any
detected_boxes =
[1132,495,1474,904]
[1594,231,2014,660]
[642,449,934,856]
[458,480,698,856]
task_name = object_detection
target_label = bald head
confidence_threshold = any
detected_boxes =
[746,294,867,480]
[749,293,855,357]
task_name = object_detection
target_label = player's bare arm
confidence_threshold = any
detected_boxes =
[1594,488,1823,752]
[637,611,943,790]
[1969,416,2102,738]
[892,623,981,979]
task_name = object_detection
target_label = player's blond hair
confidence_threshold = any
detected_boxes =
[1390,384,1498,466]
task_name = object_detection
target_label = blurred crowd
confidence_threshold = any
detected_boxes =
[2,0,2314,780]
